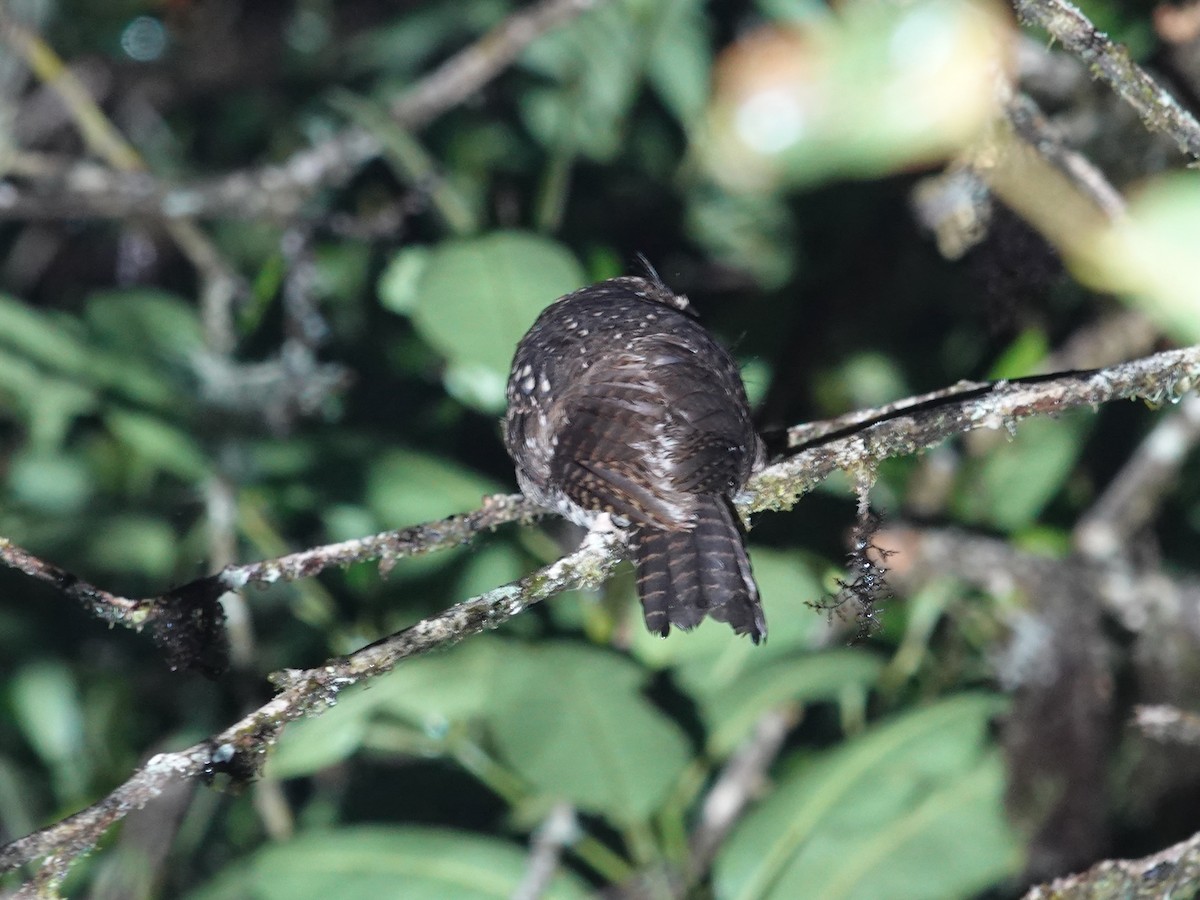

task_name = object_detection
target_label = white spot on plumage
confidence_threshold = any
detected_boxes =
[522,375,535,393]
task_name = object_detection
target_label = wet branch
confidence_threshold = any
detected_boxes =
[3,345,1196,674]
[1,343,1197,886]
[0,531,622,882]
[1012,0,1200,160]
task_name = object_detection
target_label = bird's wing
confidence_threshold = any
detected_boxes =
[549,340,751,528]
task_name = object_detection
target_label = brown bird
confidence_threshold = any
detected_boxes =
[503,275,766,642]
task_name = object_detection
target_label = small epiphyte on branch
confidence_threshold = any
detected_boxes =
[150,576,230,677]
[808,508,893,642]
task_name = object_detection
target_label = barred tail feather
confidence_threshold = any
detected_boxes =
[633,497,765,643]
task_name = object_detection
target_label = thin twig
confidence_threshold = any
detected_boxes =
[1012,0,1200,160]
[1004,91,1126,219]
[512,803,580,900]
[3,348,1196,672]
[769,346,1200,510]
[687,709,796,882]
[0,0,601,223]
[0,530,621,881]
[1075,392,1200,558]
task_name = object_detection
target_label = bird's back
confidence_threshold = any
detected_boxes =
[504,275,766,641]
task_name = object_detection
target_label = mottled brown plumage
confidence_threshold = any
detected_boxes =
[504,275,766,642]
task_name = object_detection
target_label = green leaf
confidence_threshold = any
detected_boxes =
[371,638,502,729]
[519,3,643,161]
[366,448,502,527]
[715,694,1021,900]
[699,651,883,757]
[1078,172,1200,343]
[684,187,797,289]
[10,663,89,802]
[954,412,1091,532]
[0,348,97,440]
[0,294,92,377]
[10,663,85,765]
[346,1,507,78]
[401,232,584,405]
[314,242,373,306]
[268,641,506,779]
[86,515,177,579]
[487,642,691,822]
[84,290,204,361]
[378,246,433,316]
[0,293,181,410]
[455,544,525,601]
[813,352,909,415]
[106,410,211,480]
[186,826,591,899]
[7,449,93,513]
[266,684,378,780]
[644,0,711,126]
[987,328,1049,380]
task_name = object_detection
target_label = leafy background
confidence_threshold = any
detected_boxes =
[1,0,1199,897]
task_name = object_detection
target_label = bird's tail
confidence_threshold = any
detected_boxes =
[632,497,766,643]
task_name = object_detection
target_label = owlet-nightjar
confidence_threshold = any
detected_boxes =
[503,276,766,642]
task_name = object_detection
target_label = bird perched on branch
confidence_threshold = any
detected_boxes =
[504,274,766,642]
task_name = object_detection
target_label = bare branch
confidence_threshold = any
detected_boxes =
[0,493,542,674]
[1003,91,1126,220]
[512,803,580,900]
[0,530,620,881]
[1075,392,1200,559]
[0,0,601,223]
[0,536,157,630]
[687,709,796,881]
[1011,0,1200,160]
[768,345,1200,511]
[4,347,1196,672]
[2,345,1197,883]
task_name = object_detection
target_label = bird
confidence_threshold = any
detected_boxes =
[503,274,767,642]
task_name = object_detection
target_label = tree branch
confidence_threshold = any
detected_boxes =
[0,530,621,881]
[1,344,1196,884]
[1011,0,1200,160]
[0,493,542,673]
[764,345,1199,510]
[1023,828,1200,898]
[3,346,1196,673]
[0,0,601,223]
[1074,392,1200,559]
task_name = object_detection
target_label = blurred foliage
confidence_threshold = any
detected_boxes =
[1,0,1199,897]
